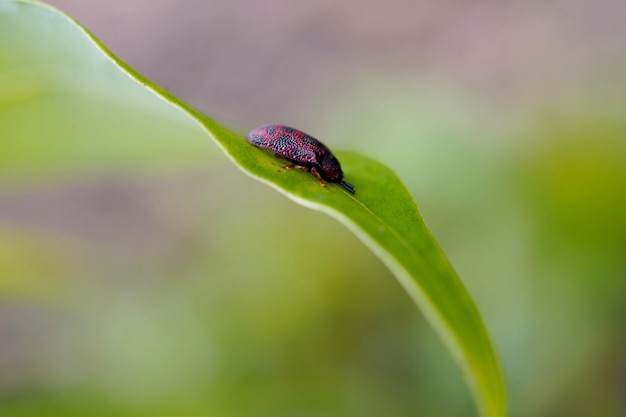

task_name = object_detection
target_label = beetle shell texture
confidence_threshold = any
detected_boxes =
[246,125,355,194]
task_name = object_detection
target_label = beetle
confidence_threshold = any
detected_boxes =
[246,125,356,194]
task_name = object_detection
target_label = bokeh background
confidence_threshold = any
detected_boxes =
[2,0,626,416]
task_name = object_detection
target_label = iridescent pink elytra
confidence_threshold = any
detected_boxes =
[246,125,355,194]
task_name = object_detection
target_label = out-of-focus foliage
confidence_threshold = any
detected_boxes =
[318,80,626,415]
[0,0,213,182]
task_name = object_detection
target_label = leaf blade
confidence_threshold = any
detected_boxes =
[1,1,507,416]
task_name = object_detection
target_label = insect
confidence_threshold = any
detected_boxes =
[246,125,356,194]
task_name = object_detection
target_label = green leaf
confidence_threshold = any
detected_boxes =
[0,1,507,416]
[0,0,213,182]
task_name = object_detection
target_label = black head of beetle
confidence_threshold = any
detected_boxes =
[316,153,355,194]
[317,152,342,182]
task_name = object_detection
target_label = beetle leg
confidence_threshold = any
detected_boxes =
[283,164,309,172]
[275,154,307,171]
[310,167,327,187]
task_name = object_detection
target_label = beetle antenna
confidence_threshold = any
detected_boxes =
[340,181,355,194]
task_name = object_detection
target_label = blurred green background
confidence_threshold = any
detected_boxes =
[1,1,625,416]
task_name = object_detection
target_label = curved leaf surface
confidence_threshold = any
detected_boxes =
[0,1,507,416]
